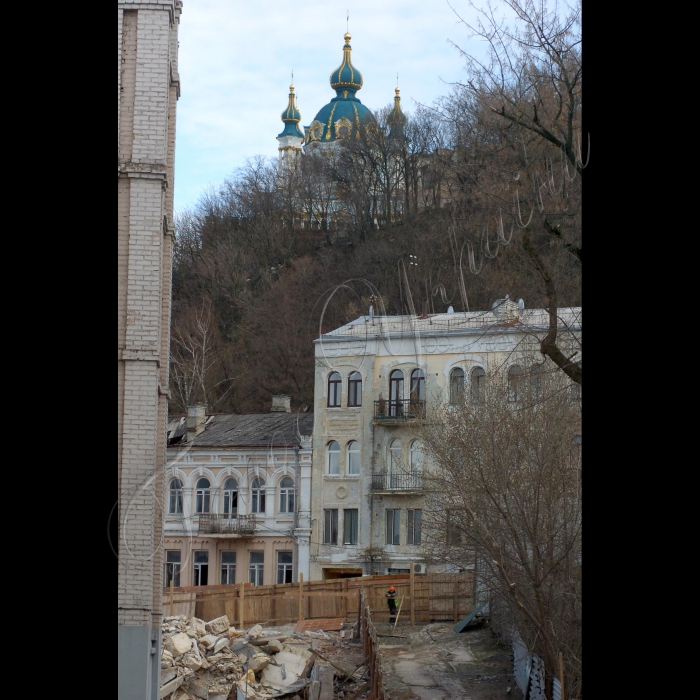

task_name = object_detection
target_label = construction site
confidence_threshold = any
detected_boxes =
[159,572,523,700]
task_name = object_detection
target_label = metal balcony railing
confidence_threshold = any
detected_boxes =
[371,472,424,491]
[197,514,257,536]
[374,399,426,420]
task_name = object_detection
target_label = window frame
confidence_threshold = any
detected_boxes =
[348,372,362,407]
[222,477,238,518]
[407,508,422,545]
[195,478,211,514]
[169,479,183,514]
[508,365,522,402]
[389,370,404,416]
[323,508,339,545]
[385,508,400,545]
[193,550,209,586]
[221,550,236,585]
[248,550,264,585]
[410,368,425,401]
[409,440,423,474]
[279,476,295,514]
[251,477,266,514]
[327,441,340,475]
[450,367,465,405]
[471,367,485,403]
[347,441,361,475]
[327,372,342,407]
[343,508,359,545]
[165,550,181,587]
[276,550,293,584]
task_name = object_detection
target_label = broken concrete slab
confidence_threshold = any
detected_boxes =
[161,667,179,685]
[267,639,284,653]
[248,652,271,673]
[186,678,210,699]
[251,635,288,646]
[310,661,334,700]
[308,679,320,700]
[205,615,231,635]
[212,637,230,654]
[199,634,221,649]
[170,632,193,656]
[259,645,314,691]
[159,674,186,699]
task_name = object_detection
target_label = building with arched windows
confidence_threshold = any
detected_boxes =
[309,300,581,579]
[163,396,313,587]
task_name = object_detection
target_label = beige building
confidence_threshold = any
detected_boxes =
[309,299,582,580]
[118,1,181,698]
[164,399,313,589]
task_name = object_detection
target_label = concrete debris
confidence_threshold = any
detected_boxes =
[161,616,344,700]
[205,615,231,636]
[248,624,264,639]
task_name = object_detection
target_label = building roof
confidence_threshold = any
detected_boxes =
[170,411,314,449]
[315,305,582,341]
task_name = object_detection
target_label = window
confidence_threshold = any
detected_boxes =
[221,551,236,584]
[348,372,362,407]
[249,551,264,585]
[389,439,402,487]
[251,477,266,514]
[223,477,238,518]
[508,365,522,402]
[277,550,293,583]
[410,368,425,401]
[407,509,422,545]
[347,441,360,475]
[386,509,400,545]
[446,511,462,545]
[450,368,464,404]
[409,440,423,474]
[471,367,485,402]
[193,550,209,586]
[164,550,181,587]
[324,509,338,545]
[328,372,342,407]
[169,479,183,514]
[195,478,210,514]
[389,369,404,416]
[327,441,340,475]
[279,476,295,513]
[344,509,359,545]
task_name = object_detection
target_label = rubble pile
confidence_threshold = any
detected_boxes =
[160,615,358,700]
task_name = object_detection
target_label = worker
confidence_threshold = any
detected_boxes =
[385,585,398,623]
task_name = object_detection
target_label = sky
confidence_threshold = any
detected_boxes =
[174,0,487,213]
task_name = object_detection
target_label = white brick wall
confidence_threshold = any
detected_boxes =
[118,0,181,633]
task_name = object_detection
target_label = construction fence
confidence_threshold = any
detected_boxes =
[163,571,474,629]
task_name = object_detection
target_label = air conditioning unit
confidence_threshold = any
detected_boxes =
[414,563,426,574]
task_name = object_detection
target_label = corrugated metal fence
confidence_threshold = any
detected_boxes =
[512,632,562,700]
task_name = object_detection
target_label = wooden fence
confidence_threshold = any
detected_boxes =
[163,570,474,628]
[360,586,387,700]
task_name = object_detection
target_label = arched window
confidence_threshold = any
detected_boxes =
[223,477,238,518]
[169,479,183,514]
[409,440,424,474]
[508,365,522,402]
[471,367,485,403]
[328,372,342,407]
[450,368,464,405]
[347,441,361,475]
[348,372,362,407]
[327,441,340,475]
[195,478,210,514]
[251,477,266,514]
[389,370,404,417]
[389,439,402,487]
[279,476,295,513]
[410,369,425,401]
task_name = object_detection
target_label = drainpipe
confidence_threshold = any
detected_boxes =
[293,444,300,582]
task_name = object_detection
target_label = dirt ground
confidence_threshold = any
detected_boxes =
[325,620,523,700]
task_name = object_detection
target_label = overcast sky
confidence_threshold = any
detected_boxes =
[174,0,487,213]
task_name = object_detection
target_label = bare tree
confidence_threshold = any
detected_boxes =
[420,363,581,697]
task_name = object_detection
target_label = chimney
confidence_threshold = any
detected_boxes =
[186,404,207,439]
[271,395,291,413]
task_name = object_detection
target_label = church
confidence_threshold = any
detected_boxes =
[275,32,407,167]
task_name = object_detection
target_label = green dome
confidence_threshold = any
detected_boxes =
[277,85,304,140]
[330,33,363,92]
[305,33,375,144]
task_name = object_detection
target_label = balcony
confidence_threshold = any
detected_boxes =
[371,472,424,493]
[197,514,257,536]
[374,399,426,423]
